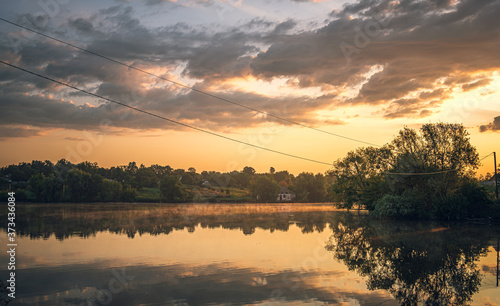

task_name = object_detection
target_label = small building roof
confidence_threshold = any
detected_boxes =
[279,186,295,195]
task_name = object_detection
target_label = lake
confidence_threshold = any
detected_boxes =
[1,203,500,305]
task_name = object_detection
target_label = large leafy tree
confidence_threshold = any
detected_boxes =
[65,169,103,202]
[135,167,158,188]
[101,179,122,202]
[330,146,391,210]
[293,172,327,202]
[160,175,189,203]
[249,175,280,202]
[330,123,484,218]
[274,170,294,187]
[387,123,479,197]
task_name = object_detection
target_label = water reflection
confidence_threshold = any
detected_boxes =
[15,262,396,305]
[325,214,492,305]
[1,204,500,305]
[2,203,348,240]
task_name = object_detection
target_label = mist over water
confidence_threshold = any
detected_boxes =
[1,203,500,305]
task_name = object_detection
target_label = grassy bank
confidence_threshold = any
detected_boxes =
[136,186,252,203]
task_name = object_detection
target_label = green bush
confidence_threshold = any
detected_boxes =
[249,175,280,202]
[372,194,414,218]
[12,189,28,202]
[160,175,189,203]
[373,190,423,218]
[432,194,469,220]
[101,179,122,202]
[0,178,10,190]
[459,179,491,217]
[121,186,137,202]
[432,180,492,220]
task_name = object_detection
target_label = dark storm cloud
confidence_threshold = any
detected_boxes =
[479,116,500,132]
[1,0,499,137]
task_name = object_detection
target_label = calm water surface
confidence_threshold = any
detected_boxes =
[1,203,500,305]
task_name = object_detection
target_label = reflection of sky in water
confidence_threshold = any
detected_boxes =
[1,204,500,305]
[0,224,398,305]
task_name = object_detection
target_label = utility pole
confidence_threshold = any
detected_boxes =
[495,152,498,200]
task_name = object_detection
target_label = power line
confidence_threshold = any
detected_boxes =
[0,17,380,147]
[480,152,494,162]
[0,60,333,166]
[384,169,458,176]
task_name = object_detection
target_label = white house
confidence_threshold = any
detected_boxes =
[277,186,296,202]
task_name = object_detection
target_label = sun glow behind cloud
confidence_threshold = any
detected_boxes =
[225,76,325,98]
[0,0,499,175]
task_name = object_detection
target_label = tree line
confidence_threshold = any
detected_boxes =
[1,123,496,216]
[0,160,332,203]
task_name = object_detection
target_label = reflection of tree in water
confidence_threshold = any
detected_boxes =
[0,280,12,305]
[325,217,490,305]
[1,204,348,240]
[4,204,499,305]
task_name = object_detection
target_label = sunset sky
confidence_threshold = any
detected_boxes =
[0,0,499,175]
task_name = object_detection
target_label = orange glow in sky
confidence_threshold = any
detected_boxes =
[0,0,499,176]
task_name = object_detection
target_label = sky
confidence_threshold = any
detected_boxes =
[0,0,499,175]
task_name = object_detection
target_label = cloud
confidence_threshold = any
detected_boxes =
[479,116,500,132]
[0,125,43,139]
[0,6,345,138]
[64,136,86,141]
[461,78,492,92]
[67,17,95,33]
[20,261,394,305]
[1,0,500,137]
[290,0,329,2]
[249,0,500,117]
[0,69,342,138]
